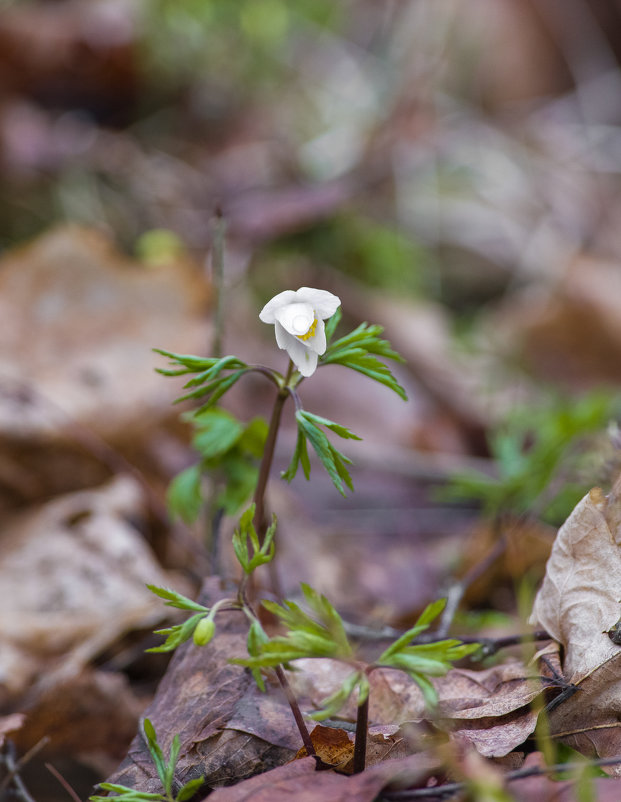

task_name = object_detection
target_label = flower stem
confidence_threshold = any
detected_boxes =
[274,665,317,760]
[352,694,369,774]
[253,360,294,540]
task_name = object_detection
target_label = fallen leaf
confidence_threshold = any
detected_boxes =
[531,483,621,681]
[12,669,143,760]
[531,479,621,766]
[206,753,438,802]
[295,725,353,772]
[0,713,25,748]
[0,225,210,515]
[106,578,301,792]
[0,475,176,704]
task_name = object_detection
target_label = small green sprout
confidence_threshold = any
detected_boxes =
[90,719,204,802]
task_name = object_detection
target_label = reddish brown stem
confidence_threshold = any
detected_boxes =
[352,694,369,774]
[274,665,317,759]
[252,360,294,540]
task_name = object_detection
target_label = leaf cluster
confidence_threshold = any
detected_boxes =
[90,719,204,802]
[145,585,212,653]
[320,308,407,400]
[442,391,618,523]
[232,582,353,670]
[155,350,249,410]
[376,599,480,708]
[232,504,277,574]
[167,408,268,522]
[282,409,360,495]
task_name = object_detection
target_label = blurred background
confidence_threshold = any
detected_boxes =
[2,0,621,798]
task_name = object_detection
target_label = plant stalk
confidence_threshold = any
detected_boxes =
[274,665,317,760]
[352,695,369,774]
[252,360,294,540]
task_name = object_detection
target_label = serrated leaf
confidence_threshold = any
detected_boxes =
[176,777,205,802]
[281,428,305,483]
[236,416,269,458]
[299,410,361,440]
[297,413,350,495]
[177,370,247,407]
[165,734,181,795]
[167,465,203,525]
[143,719,167,789]
[309,671,362,720]
[146,585,208,613]
[320,321,407,399]
[324,307,342,344]
[147,613,206,654]
[191,408,244,459]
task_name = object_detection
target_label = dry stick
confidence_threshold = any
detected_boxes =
[45,762,83,802]
[381,756,621,800]
[435,518,507,638]
[0,738,48,802]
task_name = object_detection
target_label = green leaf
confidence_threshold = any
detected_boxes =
[191,408,244,459]
[167,465,203,525]
[165,734,181,796]
[299,411,361,441]
[236,416,269,458]
[214,453,259,515]
[309,671,363,720]
[177,370,248,407]
[146,585,208,613]
[281,428,305,483]
[176,778,205,802]
[320,321,407,399]
[143,719,167,789]
[235,584,353,671]
[324,307,342,344]
[147,612,207,653]
[296,412,354,496]
[246,619,270,691]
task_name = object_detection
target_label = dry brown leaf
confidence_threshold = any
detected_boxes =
[205,753,438,802]
[531,480,621,766]
[496,256,621,387]
[0,475,176,703]
[288,658,542,759]
[107,578,300,792]
[0,713,25,747]
[295,725,354,772]
[0,225,209,440]
[12,669,143,761]
[530,484,621,681]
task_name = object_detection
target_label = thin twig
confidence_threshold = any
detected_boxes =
[381,756,621,799]
[210,207,226,360]
[435,519,506,638]
[0,739,46,802]
[45,762,83,802]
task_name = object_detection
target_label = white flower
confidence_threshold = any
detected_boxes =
[259,287,341,377]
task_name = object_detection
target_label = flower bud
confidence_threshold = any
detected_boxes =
[193,616,215,646]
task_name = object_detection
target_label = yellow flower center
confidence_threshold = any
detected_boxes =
[297,317,318,341]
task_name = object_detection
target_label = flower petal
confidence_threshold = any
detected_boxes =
[275,324,318,375]
[295,287,341,319]
[259,290,298,324]
[274,302,314,336]
[305,316,326,354]
[296,349,318,377]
